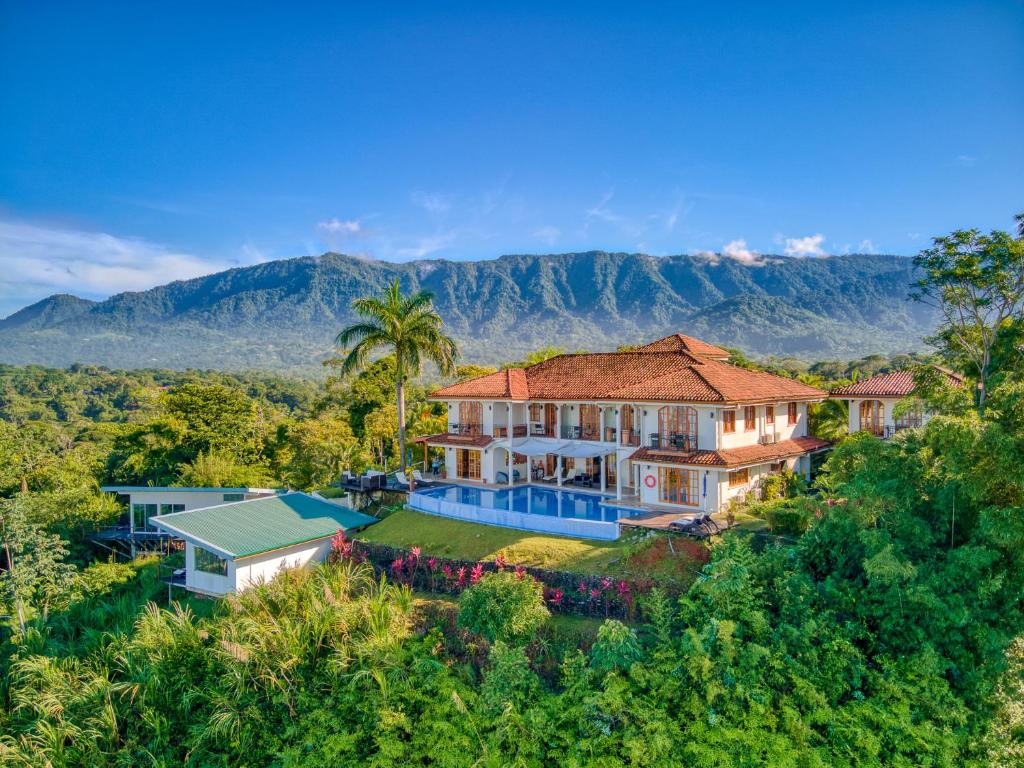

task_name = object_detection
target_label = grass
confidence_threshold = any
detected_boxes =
[356,507,707,586]
[357,508,631,574]
[316,486,348,499]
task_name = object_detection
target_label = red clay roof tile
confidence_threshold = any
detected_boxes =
[431,332,826,404]
[830,367,963,398]
[630,436,831,468]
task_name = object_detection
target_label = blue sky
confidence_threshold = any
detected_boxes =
[0,1,1022,316]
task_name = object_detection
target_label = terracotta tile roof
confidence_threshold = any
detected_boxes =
[830,367,963,398]
[431,367,530,399]
[430,332,827,404]
[412,433,495,448]
[630,436,831,468]
[636,333,731,359]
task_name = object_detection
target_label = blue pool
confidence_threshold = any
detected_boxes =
[408,484,636,540]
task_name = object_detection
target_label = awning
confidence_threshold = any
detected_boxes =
[504,437,616,459]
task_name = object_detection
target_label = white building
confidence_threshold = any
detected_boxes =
[830,368,963,438]
[149,492,377,596]
[100,486,285,534]
[417,333,830,515]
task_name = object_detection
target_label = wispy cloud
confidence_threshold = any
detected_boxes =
[411,191,452,215]
[317,217,361,234]
[395,232,457,259]
[0,218,264,318]
[532,225,561,247]
[783,233,827,257]
[857,239,876,254]
[956,154,977,168]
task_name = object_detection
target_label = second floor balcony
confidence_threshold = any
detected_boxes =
[448,422,483,437]
[648,432,698,452]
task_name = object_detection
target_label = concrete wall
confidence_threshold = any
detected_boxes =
[233,539,333,592]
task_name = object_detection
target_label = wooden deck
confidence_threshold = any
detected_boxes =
[617,507,731,533]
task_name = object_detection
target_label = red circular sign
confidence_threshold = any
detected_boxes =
[644,474,657,488]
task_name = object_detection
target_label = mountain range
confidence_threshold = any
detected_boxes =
[0,251,935,372]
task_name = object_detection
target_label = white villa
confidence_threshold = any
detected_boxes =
[830,368,963,438]
[100,485,286,534]
[417,333,830,515]
[149,492,376,596]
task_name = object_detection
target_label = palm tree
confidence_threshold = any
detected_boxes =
[335,278,458,472]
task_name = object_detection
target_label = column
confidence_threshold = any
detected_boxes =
[616,404,622,447]
[616,457,622,500]
[507,446,513,487]
[557,455,563,487]
[555,404,562,439]
[600,453,607,493]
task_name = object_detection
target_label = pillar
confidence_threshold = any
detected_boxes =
[557,455,563,487]
[616,457,622,500]
[507,446,513,487]
[600,453,607,493]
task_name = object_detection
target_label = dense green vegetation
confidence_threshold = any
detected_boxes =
[1,220,1021,766]
[0,251,938,370]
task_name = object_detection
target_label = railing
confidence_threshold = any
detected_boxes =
[620,428,640,447]
[493,424,528,438]
[649,433,698,452]
[862,424,884,437]
[530,423,555,437]
[561,425,602,441]
[448,423,482,436]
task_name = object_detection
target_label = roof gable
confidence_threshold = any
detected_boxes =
[150,492,377,558]
[636,333,731,359]
[830,367,964,398]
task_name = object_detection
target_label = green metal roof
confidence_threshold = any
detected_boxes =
[150,492,377,558]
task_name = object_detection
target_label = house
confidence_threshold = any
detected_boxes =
[149,492,377,596]
[417,333,830,514]
[829,367,963,437]
[100,486,286,535]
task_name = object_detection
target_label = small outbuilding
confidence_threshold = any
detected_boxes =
[150,492,377,596]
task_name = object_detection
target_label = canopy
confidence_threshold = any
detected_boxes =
[506,437,614,459]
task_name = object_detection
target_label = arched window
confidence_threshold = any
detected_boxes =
[657,406,698,451]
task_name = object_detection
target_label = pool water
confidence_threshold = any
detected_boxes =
[416,484,629,523]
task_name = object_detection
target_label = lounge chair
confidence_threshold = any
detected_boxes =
[411,470,440,488]
[668,512,719,536]
[394,473,410,488]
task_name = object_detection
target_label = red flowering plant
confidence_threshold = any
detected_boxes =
[330,529,353,562]
[470,563,484,584]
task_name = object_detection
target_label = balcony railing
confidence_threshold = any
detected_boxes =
[620,428,640,447]
[561,425,603,441]
[649,432,698,452]
[530,423,556,437]
[448,423,483,437]
[494,425,528,438]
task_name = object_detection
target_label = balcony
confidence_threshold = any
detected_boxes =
[560,424,613,441]
[448,422,483,437]
[620,428,640,447]
[649,432,698,452]
[494,424,528,438]
[530,422,556,437]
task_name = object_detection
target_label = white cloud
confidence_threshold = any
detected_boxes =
[0,219,264,318]
[532,225,561,246]
[857,239,876,254]
[956,154,977,168]
[783,233,827,257]
[722,238,765,265]
[317,217,361,234]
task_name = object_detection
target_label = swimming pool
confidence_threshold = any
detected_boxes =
[408,484,636,540]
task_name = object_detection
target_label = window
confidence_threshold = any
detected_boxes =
[859,400,884,435]
[194,545,228,576]
[744,405,756,431]
[529,403,542,421]
[160,503,185,514]
[132,503,157,530]
[722,409,736,433]
[659,467,699,506]
[657,405,698,451]
[222,493,244,502]
[788,402,798,425]
[765,405,775,425]
[579,404,600,440]
[729,468,749,488]
[457,401,483,434]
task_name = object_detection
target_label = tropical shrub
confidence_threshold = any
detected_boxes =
[457,571,549,644]
[589,619,642,673]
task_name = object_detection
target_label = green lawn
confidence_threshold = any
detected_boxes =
[357,508,632,574]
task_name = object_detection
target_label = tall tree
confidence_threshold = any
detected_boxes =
[911,214,1024,414]
[335,278,458,471]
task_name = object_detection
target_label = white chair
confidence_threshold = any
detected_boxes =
[394,473,410,487]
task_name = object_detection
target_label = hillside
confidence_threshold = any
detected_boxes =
[0,251,935,371]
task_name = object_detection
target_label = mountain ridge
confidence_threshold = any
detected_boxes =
[0,250,935,371]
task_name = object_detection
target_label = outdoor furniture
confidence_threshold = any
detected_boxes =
[394,473,410,488]
[411,470,439,488]
[668,512,720,537]
[573,472,594,488]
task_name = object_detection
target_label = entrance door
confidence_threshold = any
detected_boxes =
[456,449,481,480]
[544,404,557,437]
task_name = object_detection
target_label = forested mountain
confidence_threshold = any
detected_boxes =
[0,251,935,371]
